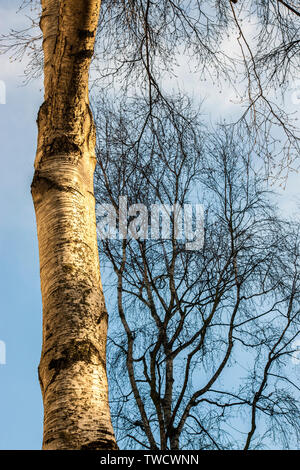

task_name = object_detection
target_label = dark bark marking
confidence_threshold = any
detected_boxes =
[74,49,94,61]
[44,340,106,395]
[97,310,108,325]
[80,435,118,450]
[45,135,81,157]
[78,29,95,39]
[31,174,83,199]
[48,340,102,372]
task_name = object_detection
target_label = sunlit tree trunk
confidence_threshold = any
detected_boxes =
[31,0,117,450]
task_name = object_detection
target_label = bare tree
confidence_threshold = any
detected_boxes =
[94,0,300,181]
[27,0,117,450]
[2,1,299,178]
[94,95,300,450]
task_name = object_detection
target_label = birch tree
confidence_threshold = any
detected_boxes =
[30,0,117,450]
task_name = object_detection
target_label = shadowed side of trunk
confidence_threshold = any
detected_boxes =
[31,0,117,450]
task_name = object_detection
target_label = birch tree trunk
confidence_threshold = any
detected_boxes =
[31,0,117,450]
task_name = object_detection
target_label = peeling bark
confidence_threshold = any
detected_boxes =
[32,0,117,450]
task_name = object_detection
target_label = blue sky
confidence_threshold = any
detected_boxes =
[0,1,299,450]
